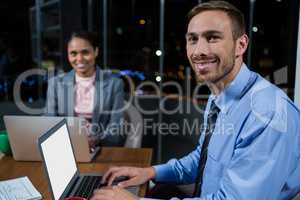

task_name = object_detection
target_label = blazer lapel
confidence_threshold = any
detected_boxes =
[63,71,75,116]
[92,67,109,125]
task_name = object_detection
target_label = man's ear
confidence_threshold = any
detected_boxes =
[235,34,249,57]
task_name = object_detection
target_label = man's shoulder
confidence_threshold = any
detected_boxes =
[242,73,300,125]
[246,74,290,109]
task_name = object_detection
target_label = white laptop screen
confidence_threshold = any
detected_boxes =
[41,123,77,200]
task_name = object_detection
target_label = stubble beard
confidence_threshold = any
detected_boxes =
[193,47,236,88]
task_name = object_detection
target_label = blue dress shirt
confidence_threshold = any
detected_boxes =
[142,64,300,200]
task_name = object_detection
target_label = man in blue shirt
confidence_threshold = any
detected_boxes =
[91,1,300,200]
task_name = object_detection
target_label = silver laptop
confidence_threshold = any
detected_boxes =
[3,115,100,162]
[38,119,138,200]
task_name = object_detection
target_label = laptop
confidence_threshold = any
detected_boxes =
[3,115,100,162]
[38,119,138,200]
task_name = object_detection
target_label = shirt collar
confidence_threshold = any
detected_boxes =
[75,72,96,82]
[209,63,252,114]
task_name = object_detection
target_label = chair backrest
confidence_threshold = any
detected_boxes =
[123,101,143,148]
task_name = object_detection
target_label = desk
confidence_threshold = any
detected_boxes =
[0,147,152,199]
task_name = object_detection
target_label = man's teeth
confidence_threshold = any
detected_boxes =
[195,60,217,69]
[199,59,217,65]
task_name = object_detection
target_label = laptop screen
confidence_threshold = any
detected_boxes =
[40,123,77,200]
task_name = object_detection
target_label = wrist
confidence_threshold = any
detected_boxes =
[146,167,156,180]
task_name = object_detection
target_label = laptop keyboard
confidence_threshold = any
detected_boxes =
[73,175,138,199]
[74,176,103,198]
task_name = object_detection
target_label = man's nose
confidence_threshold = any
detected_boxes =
[192,39,210,57]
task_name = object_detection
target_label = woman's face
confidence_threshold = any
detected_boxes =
[67,37,98,77]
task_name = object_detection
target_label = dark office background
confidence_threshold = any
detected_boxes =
[0,0,299,163]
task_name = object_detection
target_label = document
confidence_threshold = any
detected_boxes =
[0,176,42,200]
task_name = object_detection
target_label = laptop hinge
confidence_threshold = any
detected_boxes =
[60,172,81,199]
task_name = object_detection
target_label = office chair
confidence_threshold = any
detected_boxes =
[123,101,143,148]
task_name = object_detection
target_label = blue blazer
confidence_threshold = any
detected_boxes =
[45,67,125,146]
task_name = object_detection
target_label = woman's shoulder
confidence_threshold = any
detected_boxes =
[49,70,75,83]
[98,69,123,84]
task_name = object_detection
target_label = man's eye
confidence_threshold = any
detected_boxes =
[187,36,198,44]
[70,52,77,56]
[207,35,219,42]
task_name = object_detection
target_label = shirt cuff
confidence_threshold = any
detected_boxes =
[153,163,175,182]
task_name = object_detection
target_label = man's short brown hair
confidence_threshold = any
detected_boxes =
[187,0,246,40]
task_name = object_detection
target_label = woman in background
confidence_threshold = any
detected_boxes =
[45,31,125,148]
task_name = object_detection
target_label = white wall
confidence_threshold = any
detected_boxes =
[294,7,300,107]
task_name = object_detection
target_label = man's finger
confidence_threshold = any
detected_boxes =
[91,188,113,200]
[117,178,138,188]
[101,167,120,183]
[107,170,128,186]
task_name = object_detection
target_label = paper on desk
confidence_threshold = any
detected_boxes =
[0,176,42,200]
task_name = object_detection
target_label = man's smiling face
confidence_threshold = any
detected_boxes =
[186,10,239,85]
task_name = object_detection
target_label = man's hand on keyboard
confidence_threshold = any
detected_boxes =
[101,166,155,188]
[90,186,138,200]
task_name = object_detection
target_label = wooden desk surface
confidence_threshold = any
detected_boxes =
[0,147,153,199]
